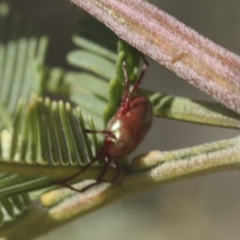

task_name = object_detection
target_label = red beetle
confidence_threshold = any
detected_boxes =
[59,56,152,192]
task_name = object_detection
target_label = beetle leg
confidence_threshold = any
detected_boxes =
[111,160,121,183]
[78,156,114,192]
[56,151,104,188]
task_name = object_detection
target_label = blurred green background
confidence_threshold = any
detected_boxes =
[4,0,240,239]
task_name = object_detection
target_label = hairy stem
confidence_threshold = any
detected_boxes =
[70,0,240,114]
[48,136,240,223]
[3,136,239,239]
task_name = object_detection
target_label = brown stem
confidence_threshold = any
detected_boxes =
[70,0,240,114]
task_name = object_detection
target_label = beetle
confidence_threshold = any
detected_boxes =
[58,55,152,192]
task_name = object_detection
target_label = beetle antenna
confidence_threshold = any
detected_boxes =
[79,156,115,192]
[121,60,131,114]
[130,54,149,97]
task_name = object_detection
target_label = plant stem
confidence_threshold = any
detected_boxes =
[48,136,240,223]
[70,0,240,114]
[3,136,239,239]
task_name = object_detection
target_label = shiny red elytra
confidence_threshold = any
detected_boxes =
[59,56,152,192]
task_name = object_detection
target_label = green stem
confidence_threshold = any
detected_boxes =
[148,92,240,128]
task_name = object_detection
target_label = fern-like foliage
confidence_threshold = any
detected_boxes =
[0,97,101,195]
[0,4,141,233]
[0,3,47,130]
[0,3,106,231]
[0,2,47,229]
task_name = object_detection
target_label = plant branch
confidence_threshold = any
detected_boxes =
[3,136,239,239]
[46,136,240,223]
[70,0,240,114]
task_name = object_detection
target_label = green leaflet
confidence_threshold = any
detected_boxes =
[0,3,48,130]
